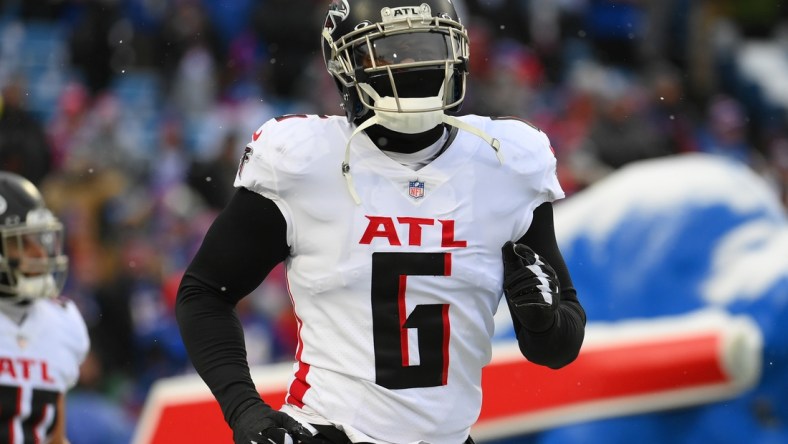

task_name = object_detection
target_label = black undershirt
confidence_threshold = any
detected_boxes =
[363,123,446,153]
[176,188,585,427]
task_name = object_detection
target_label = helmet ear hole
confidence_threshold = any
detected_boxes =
[336,80,371,124]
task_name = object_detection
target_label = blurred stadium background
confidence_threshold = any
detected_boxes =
[0,0,787,443]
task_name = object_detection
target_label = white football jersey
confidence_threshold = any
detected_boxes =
[0,298,89,443]
[236,114,564,444]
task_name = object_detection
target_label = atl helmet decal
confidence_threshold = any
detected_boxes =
[0,195,6,216]
[324,0,350,35]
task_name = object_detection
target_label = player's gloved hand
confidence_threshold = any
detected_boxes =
[232,403,314,444]
[502,241,560,332]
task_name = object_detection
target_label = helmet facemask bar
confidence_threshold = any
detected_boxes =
[325,12,469,115]
[0,220,68,301]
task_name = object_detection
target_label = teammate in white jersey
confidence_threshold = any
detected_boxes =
[0,172,90,444]
[176,1,586,443]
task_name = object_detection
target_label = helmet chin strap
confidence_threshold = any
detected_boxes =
[15,274,58,300]
[342,84,503,205]
[358,82,446,134]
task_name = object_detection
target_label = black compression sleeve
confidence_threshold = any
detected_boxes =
[175,187,289,425]
[510,201,586,368]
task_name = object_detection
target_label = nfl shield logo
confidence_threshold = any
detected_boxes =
[408,180,425,199]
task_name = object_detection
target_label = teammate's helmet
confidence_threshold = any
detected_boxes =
[0,172,67,301]
[322,0,469,125]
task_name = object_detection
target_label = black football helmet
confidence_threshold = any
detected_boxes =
[0,172,67,301]
[322,0,470,126]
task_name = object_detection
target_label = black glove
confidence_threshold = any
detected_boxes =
[232,403,315,444]
[502,241,560,332]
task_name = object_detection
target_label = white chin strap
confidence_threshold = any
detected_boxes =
[358,83,446,134]
[342,84,503,205]
[15,274,58,300]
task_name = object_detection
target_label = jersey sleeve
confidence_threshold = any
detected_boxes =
[493,117,565,204]
[234,118,283,201]
[482,117,566,240]
[60,299,90,389]
[533,130,565,203]
[233,118,295,245]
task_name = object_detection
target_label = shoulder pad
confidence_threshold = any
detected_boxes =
[247,114,335,149]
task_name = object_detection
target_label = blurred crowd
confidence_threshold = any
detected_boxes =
[1,0,788,442]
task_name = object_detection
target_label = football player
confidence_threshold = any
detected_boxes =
[176,1,586,443]
[0,171,90,444]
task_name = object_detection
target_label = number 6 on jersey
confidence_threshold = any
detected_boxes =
[371,252,451,389]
